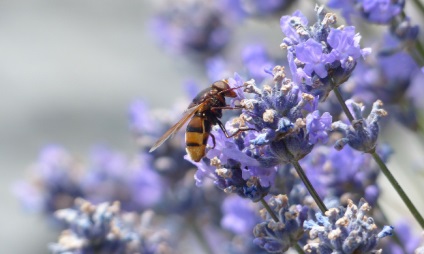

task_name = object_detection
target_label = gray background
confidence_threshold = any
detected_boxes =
[1,0,423,253]
[0,0,188,252]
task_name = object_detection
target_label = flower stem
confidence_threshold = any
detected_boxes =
[412,0,424,20]
[189,221,214,254]
[294,243,306,254]
[413,40,424,65]
[371,151,424,229]
[333,87,354,122]
[291,160,328,213]
[260,197,279,222]
[259,197,305,254]
[399,9,424,66]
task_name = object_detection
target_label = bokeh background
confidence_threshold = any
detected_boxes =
[0,0,277,252]
[1,0,424,253]
[0,0,183,252]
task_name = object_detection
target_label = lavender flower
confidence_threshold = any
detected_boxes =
[206,56,232,81]
[350,35,419,104]
[303,198,393,253]
[253,195,308,253]
[389,16,419,42]
[383,220,424,253]
[150,0,230,57]
[13,145,84,214]
[300,143,391,206]
[49,199,173,254]
[240,67,330,166]
[188,152,272,202]
[221,195,261,236]
[305,111,332,144]
[269,165,311,207]
[206,44,277,84]
[242,44,275,83]
[332,99,387,153]
[344,33,421,129]
[186,68,333,201]
[239,0,295,17]
[327,0,404,24]
[218,0,295,20]
[81,147,165,211]
[15,145,166,215]
[219,196,271,253]
[327,0,418,43]
[280,6,370,100]
[361,0,404,24]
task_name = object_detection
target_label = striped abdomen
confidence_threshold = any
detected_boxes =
[185,115,211,162]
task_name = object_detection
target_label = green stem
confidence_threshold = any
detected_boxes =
[294,243,306,254]
[189,221,214,254]
[259,198,305,254]
[260,197,279,222]
[408,42,424,67]
[414,40,424,64]
[371,152,424,229]
[412,0,424,18]
[291,160,328,213]
[333,87,354,122]
[399,9,424,66]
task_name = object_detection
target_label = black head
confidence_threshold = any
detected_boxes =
[211,80,237,98]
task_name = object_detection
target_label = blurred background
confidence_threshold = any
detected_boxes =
[0,0,184,252]
[2,0,424,253]
[0,0,280,252]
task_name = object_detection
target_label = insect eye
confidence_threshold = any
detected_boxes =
[212,80,230,91]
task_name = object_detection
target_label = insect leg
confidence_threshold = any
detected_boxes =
[216,119,256,138]
[210,105,244,111]
[209,132,216,149]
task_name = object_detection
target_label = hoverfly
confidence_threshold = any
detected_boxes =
[149,80,252,162]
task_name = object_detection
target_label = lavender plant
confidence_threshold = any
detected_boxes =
[49,199,173,254]
[14,1,424,253]
[303,198,393,253]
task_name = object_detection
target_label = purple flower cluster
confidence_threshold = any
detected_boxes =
[150,1,230,57]
[81,146,165,211]
[327,0,418,43]
[347,34,421,129]
[149,0,297,59]
[253,195,308,252]
[351,38,418,103]
[280,6,371,100]
[206,44,277,84]
[239,67,331,166]
[49,199,173,254]
[327,0,404,24]
[221,195,261,236]
[17,1,424,252]
[303,198,393,253]
[219,0,295,18]
[332,99,387,153]
[14,145,165,215]
[186,68,333,201]
[384,220,424,253]
[300,143,391,206]
[13,145,84,214]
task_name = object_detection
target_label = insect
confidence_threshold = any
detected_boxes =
[149,80,252,162]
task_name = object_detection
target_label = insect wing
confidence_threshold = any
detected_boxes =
[149,104,201,152]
